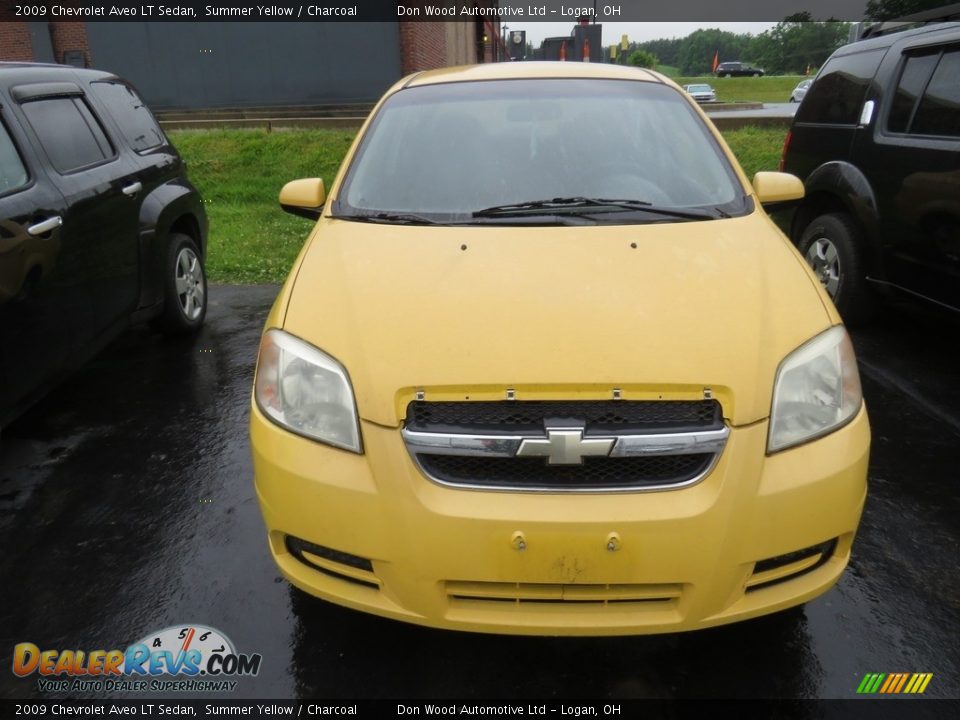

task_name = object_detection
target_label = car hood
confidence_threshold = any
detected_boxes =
[282,213,831,428]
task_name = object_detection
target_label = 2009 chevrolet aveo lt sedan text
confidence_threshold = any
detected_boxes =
[251,63,869,636]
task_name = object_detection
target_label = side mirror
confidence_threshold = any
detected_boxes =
[752,171,804,206]
[279,178,326,219]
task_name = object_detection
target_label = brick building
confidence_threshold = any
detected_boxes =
[0,17,508,109]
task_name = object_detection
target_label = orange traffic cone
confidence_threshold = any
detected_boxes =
[560,40,567,61]
[583,37,591,62]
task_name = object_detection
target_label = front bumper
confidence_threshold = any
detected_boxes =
[252,403,869,636]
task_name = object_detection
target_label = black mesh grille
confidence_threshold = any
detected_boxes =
[418,453,713,490]
[406,400,721,434]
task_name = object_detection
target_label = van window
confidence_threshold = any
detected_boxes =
[21,97,113,173]
[796,49,886,125]
[91,81,165,152]
[0,120,28,194]
[911,48,960,137]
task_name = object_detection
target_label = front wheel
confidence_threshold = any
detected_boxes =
[797,213,873,324]
[152,233,207,335]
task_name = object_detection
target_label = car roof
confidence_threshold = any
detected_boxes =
[404,62,662,87]
[0,62,118,85]
[837,20,960,55]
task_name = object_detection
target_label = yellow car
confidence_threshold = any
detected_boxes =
[251,63,869,636]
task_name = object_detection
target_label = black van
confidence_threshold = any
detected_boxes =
[0,63,208,429]
[780,22,960,322]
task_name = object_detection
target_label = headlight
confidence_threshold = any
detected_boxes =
[254,329,362,453]
[768,325,862,453]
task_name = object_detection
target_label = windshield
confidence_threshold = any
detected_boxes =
[335,79,749,224]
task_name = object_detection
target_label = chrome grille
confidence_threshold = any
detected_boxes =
[403,399,728,493]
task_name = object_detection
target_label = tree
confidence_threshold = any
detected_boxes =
[627,49,658,69]
[677,29,748,75]
[637,38,683,67]
[749,18,850,74]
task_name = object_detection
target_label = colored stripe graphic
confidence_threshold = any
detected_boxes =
[893,673,909,693]
[858,673,933,694]
[879,674,895,693]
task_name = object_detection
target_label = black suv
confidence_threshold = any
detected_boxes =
[781,23,960,321]
[0,63,208,428]
[715,62,765,77]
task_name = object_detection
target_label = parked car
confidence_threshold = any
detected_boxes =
[0,63,208,429]
[780,22,960,322]
[716,62,765,77]
[252,62,868,636]
[683,83,717,103]
[790,78,813,102]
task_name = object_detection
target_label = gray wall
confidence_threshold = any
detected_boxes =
[85,22,402,109]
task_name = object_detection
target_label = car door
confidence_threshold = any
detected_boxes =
[788,48,888,181]
[87,79,181,312]
[854,43,960,308]
[0,104,83,423]
[10,83,142,338]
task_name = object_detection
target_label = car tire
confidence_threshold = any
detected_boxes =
[797,213,873,324]
[152,233,207,335]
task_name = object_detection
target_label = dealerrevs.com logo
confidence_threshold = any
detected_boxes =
[12,624,262,693]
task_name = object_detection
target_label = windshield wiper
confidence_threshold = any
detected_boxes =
[473,197,730,221]
[335,211,446,225]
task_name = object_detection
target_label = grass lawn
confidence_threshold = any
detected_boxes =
[722,126,788,179]
[171,129,356,283]
[674,75,805,103]
[172,125,787,284]
[654,64,681,78]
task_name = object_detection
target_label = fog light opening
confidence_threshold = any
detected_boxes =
[746,538,838,592]
[285,535,379,589]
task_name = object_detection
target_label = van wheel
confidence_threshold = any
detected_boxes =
[152,233,207,335]
[797,213,873,324]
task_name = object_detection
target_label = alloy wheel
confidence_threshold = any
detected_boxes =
[805,238,840,297]
[174,247,205,320]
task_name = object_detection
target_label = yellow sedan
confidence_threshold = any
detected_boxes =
[251,62,869,636]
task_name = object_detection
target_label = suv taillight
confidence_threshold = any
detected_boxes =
[779,130,792,172]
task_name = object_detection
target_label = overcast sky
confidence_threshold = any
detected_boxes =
[517,22,780,47]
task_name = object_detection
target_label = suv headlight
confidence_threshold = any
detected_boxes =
[768,325,862,453]
[254,329,362,453]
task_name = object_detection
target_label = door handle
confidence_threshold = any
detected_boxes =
[122,181,143,197]
[27,216,63,236]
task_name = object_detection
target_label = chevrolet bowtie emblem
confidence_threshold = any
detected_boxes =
[516,427,614,465]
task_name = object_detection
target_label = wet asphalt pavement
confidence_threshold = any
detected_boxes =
[0,284,957,702]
